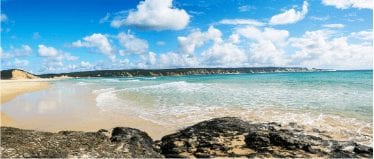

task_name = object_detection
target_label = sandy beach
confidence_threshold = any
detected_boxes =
[0,80,50,125]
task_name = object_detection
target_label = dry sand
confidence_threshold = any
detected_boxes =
[1,80,49,125]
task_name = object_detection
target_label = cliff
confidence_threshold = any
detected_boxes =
[0,69,39,80]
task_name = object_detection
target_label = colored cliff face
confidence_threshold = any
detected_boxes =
[0,69,39,80]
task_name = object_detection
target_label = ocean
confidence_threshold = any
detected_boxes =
[83,70,373,121]
[2,70,373,144]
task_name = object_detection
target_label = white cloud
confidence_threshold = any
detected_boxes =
[117,32,148,55]
[322,23,345,28]
[219,19,265,26]
[350,30,372,41]
[178,26,222,55]
[235,26,290,66]
[80,61,93,69]
[310,16,330,21]
[289,30,373,69]
[238,5,255,12]
[99,13,110,23]
[158,52,198,68]
[201,43,247,67]
[148,52,156,65]
[248,40,288,66]
[72,33,115,61]
[37,44,78,72]
[13,58,29,67]
[322,0,372,9]
[1,13,7,22]
[112,0,190,30]
[269,1,308,25]
[236,26,289,46]
[38,45,59,57]
[1,45,33,59]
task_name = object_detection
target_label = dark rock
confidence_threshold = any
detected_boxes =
[160,117,373,158]
[161,117,254,157]
[0,127,162,158]
[1,117,372,158]
[354,144,373,155]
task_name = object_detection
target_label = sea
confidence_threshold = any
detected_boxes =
[2,70,373,144]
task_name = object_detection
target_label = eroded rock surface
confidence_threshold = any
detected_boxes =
[1,117,372,158]
[0,127,162,158]
[160,117,373,158]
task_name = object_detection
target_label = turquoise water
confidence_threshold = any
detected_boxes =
[70,70,372,122]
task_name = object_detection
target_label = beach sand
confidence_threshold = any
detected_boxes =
[0,80,49,125]
[0,81,175,139]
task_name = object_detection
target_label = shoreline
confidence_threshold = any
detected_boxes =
[0,80,50,125]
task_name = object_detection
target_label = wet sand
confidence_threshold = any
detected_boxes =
[0,81,175,139]
[1,80,50,125]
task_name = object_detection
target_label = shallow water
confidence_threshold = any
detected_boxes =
[2,70,373,144]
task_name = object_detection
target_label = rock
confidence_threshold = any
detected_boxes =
[0,127,162,158]
[1,117,372,158]
[160,117,254,157]
[160,117,373,158]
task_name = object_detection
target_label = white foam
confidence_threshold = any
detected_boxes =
[92,87,116,94]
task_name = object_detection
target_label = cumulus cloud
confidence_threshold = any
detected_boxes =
[236,26,289,46]
[111,0,190,30]
[350,30,373,41]
[201,43,247,67]
[235,26,290,66]
[0,45,33,59]
[322,23,345,28]
[117,32,148,55]
[37,44,78,71]
[269,1,308,25]
[289,30,373,69]
[248,40,288,66]
[80,61,93,69]
[158,52,199,68]
[178,26,222,55]
[219,19,264,26]
[322,0,372,9]
[72,33,115,61]
[38,45,59,57]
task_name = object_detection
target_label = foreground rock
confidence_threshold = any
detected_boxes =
[0,127,162,158]
[1,117,372,158]
[160,117,372,158]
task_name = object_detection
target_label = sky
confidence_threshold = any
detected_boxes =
[0,0,373,74]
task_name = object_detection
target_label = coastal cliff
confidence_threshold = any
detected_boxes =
[0,69,39,80]
[1,117,372,158]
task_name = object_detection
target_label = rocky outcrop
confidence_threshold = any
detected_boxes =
[0,69,39,80]
[160,117,372,158]
[1,117,372,158]
[0,127,162,158]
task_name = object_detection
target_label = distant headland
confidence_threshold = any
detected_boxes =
[0,67,324,80]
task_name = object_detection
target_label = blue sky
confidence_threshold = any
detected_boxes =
[1,0,372,74]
